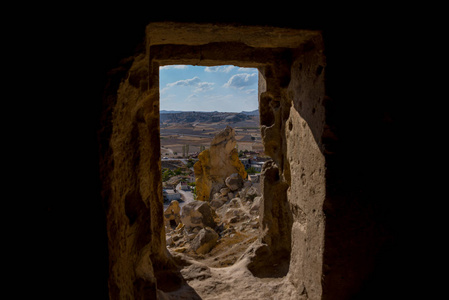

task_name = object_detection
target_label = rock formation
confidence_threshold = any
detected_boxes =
[163,200,181,228]
[93,20,406,300]
[194,126,247,201]
[166,173,262,260]
[190,227,219,254]
[180,201,216,232]
[225,173,244,191]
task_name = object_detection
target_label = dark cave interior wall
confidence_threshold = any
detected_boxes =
[51,6,406,299]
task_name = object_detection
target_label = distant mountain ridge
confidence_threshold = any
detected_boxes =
[160,109,258,115]
[240,109,259,116]
[160,110,185,114]
[160,110,259,124]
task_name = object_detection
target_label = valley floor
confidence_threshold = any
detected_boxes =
[160,252,300,300]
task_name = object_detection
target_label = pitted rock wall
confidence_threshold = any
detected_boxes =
[250,35,326,298]
[99,22,342,300]
[101,51,180,299]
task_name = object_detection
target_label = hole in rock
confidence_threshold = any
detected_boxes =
[160,65,266,268]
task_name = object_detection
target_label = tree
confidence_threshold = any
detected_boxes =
[162,168,174,181]
[245,166,258,174]
[174,167,182,175]
[187,158,195,168]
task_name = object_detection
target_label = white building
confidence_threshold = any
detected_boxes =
[163,189,181,202]
[179,182,191,191]
[250,162,264,172]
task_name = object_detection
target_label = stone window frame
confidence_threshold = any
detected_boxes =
[106,22,327,299]
[148,22,326,294]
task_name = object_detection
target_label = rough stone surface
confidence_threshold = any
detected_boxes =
[100,23,327,299]
[194,126,247,201]
[220,187,230,196]
[250,196,262,215]
[209,197,227,209]
[99,49,177,299]
[225,173,244,191]
[180,201,216,232]
[190,227,219,254]
[164,200,181,228]
[98,21,395,300]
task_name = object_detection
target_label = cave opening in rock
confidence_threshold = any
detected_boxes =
[159,64,265,269]
[104,23,326,299]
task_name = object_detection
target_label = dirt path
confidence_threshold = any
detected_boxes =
[163,252,299,300]
[176,183,194,208]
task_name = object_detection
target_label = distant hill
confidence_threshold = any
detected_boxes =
[160,110,187,114]
[160,111,258,124]
[240,109,259,116]
[160,109,259,115]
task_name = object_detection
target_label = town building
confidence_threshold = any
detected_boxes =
[179,181,191,191]
[162,189,181,202]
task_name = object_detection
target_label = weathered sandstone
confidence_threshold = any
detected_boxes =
[225,173,244,191]
[180,201,216,233]
[97,21,399,300]
[100,23,327,298]
[190,227,219,255]
[163,200,181,228]
[194,126,247,201]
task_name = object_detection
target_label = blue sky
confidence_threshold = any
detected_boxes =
[159,65,258,112]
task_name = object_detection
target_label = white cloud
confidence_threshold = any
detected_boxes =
[204,65,234,73]
[166,76,214,93]
[237,67,257,73]
[194,82,215,92]
[167,76,201,87]
[223,73,258,89]
[160,86,169,94]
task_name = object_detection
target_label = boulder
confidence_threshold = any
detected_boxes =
[250,196,262,215]
[164,200,181,228]
[223,207,243,223]
[228,198,242,208]
[210,197,227,209]
[190,227,219,254]
[220,187,230,196]
[240,186,259,201]
[225,173,244,191]
[180,200,216,232]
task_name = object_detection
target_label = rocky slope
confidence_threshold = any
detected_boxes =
[164,172,261,267]
[160,173,306,300]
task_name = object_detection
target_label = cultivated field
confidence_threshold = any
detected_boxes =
[160,113,263,158]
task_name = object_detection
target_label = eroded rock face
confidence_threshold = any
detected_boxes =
[100,22,328,300]
[180,201,216,232]
[194,126,247,201]
[225,173,244,191]
[190,227,219,254]
[164,200,181,228]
